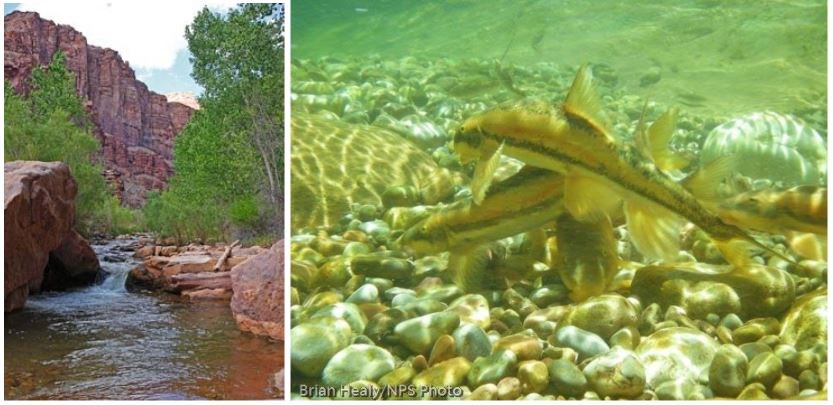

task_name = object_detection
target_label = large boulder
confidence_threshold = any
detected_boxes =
[41,229,101,290]
[291,112,462,229]
[5,161,77,311]
[231,242,283,340]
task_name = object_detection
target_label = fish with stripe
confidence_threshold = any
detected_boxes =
[453,64,796,268]
[398,166,566,292]
[716,185,827,260]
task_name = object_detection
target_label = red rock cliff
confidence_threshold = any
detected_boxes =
[4,11,194,207]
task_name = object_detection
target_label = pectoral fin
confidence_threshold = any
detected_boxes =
[447,245,495,293]
[624,199,683,262]
[564,171,622,222]
[713,238,756,268]
[716,234,802,270]
[523,228,549,262]
[470,143,504,205]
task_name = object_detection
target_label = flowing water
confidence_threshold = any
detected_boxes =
[4,239,283,400]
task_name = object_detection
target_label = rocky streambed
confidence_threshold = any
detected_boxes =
[290,222,827,400]
[289,56,827,400]
[5,238,284,400]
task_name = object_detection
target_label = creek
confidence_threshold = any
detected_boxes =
[4,238,282,399]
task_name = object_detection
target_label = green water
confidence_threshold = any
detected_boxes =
[289,1,827,400]
[293,0,826,119]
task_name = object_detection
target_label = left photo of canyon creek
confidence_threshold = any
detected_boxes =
[4,3,284,399]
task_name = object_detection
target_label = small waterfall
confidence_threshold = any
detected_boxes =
[97,262,132,292]
[92,239,139,293]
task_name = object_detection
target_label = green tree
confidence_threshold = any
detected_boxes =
[29,51,90,128]
[186,3,284,231]
[143,3,284,243]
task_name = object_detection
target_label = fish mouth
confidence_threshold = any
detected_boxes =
[397,222,452,256]
[396,227,428,253]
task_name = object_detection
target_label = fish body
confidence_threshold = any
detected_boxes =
[399,166,565,255]
[398,166,565,293]
[454,65,772,264]
[400,166,564,254]
[718,186,827,236]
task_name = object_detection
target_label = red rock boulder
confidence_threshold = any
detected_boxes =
[4,161,77,311]
[41,229,101,291]
[231,242,283,340]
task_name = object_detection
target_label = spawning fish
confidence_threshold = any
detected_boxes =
[717,185,826,236]
[398,166,565,254]
[398,166,564,292]
[717,185,827,261]
[453,64,786,267]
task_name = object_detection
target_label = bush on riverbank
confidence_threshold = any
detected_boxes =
[4,52,139,237]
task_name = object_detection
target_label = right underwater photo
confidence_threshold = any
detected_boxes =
[288,0,827,400]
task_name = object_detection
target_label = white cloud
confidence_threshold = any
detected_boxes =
[17,1,238,70]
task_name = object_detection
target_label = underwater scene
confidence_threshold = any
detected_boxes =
[289,0,826,400]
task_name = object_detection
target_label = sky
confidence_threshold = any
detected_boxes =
[4,1,238,95]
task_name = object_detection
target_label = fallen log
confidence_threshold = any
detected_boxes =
[168,271,232,292]
[213,240,240,272]
[182,288,232,301]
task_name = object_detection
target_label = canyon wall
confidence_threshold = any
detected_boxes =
[4,11,195,206]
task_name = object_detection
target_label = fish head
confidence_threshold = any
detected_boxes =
[398,217,452,255]
[716,191,778,231]
[722,191,778,217]
[453,120,487,165]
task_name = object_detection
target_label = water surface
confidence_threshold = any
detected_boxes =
[5,239,282,400]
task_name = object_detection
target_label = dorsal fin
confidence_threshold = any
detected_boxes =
[647,108,691,171]
[635,107,690,171]
[562,64,612,140]
[633,100,651,156]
